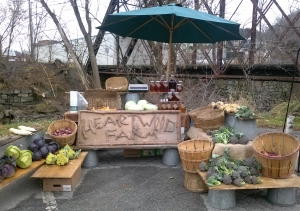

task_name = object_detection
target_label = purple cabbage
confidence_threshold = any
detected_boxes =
[39,145,50,158]
[28,142,39,152]
[0,155,17,179]
[32,150,43,161]
[47,145,56,154]
[48,142,60,151]
[33,137,46,148]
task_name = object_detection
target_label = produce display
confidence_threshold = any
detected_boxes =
[51,127,74,137]
[199,148,262,187]
[45,144,81,166]
[207,126,249,145]
[125,100,158,111]
[27,136,60,160]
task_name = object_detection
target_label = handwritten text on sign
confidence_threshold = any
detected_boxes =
[77,110,181,146]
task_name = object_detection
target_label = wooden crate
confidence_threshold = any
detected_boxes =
[77,110,181,148]
[31,152,87,191]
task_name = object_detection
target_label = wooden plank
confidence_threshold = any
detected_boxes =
[197,170,300,190]
[0,160,45,189]
[77,110,181,147]
[31,152,87,179]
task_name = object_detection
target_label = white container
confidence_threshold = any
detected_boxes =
[70,91,78,113]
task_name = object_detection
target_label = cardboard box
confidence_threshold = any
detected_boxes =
[124,149,141,157]
[42,165,81,192]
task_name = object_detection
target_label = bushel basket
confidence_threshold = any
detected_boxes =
[47,119,77,148]
[105,77,128,92]
[83,89,122,110]
[189,106,224,130]
[178,139,214,173]
[252,132,300,179]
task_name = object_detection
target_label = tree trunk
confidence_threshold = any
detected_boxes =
[69,0,101,88]
[40,0,89,90]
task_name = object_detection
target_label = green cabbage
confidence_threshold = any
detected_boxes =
[137,100,148,106]
[4,145,21,160]
[144,103,158,110]
[125,101,136,110]
[127,104,144,110]
[16,150,33,168]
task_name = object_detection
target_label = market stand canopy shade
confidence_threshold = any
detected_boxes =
[97,3,244,79]
[97,3,244,44]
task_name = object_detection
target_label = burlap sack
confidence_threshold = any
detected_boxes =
[186,126,212,141]
[212,141,254,160]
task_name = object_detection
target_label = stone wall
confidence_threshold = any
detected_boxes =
[214,79,292,111]
[0,89,35,109]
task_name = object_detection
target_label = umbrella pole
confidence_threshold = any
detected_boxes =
[166,31,173,81]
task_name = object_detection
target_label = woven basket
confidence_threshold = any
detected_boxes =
[47,119,77,148]
[178,139,214,173]
[189,106,224,130]
[252,132,300,178]
[83,89,122,110]
[105,77,128,92]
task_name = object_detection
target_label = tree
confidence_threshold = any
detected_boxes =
[40,0,90,90]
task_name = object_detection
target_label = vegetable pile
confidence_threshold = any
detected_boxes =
[51,127,74,137]
[199,148,262,187]
[46,144,81,166]
[207,126,250,145]
[27,137,60,161]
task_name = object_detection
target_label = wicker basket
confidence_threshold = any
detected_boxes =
[105,77,128,92]
[178,139,214,173]
[252,132,300,178]
[47,119,77,148]
[83,89,122,110]
[189,106,224,130]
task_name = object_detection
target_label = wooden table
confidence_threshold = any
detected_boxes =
[197,170,300,209]
[0,160,45,189]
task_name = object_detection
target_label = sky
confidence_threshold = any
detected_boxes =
[4,0,300,52]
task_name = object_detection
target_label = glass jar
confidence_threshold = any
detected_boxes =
[167,92,174,101]
[179,104,186,113]
[162,80,169,92]
[159,75,165,92]
[176,83,183,92]
[155,81,161,92]
[149,81,155,92]
[168,75,177,91]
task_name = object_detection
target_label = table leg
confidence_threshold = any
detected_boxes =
[267,188,296,207]
[207,189,236,210]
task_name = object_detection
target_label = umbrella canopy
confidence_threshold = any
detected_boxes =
[98,3,244,78]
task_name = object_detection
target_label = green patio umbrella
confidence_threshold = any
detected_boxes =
[98,3,244,79]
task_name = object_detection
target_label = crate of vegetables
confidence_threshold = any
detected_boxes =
[47,119,77,148]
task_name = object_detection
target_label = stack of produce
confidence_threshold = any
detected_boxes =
[9,125,37,136]
[46,144,81,166]
[207,126,250,145]
[27,137,60,161]
[199,148,262,187]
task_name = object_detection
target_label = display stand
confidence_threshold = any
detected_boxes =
[197,170,300,209]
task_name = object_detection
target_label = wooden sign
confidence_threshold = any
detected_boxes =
[77,110,181,147]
